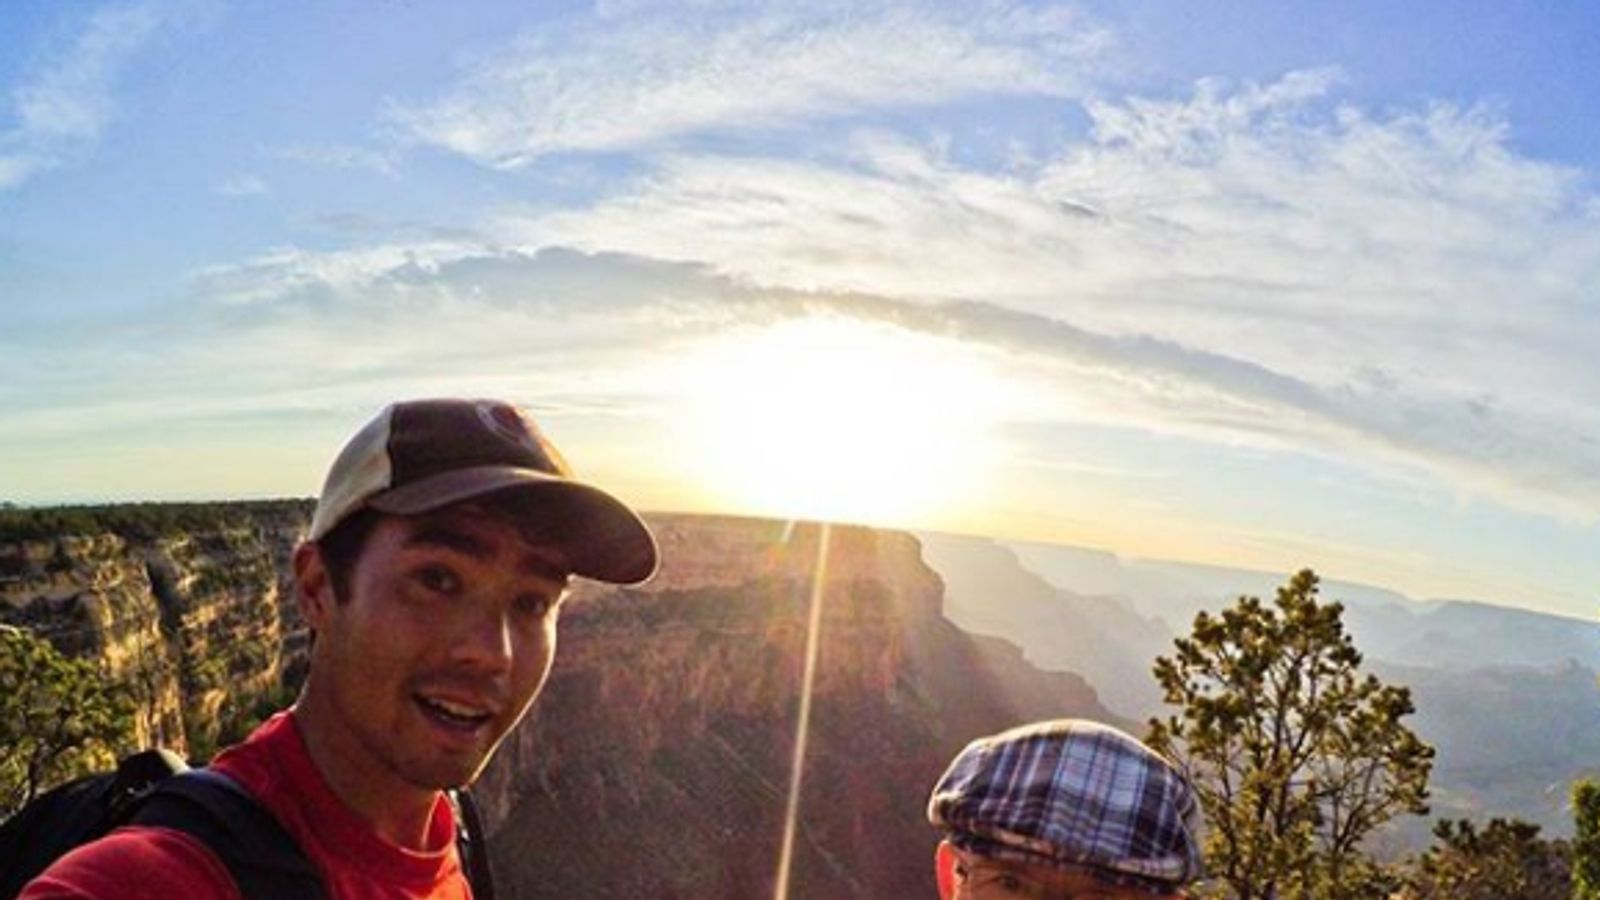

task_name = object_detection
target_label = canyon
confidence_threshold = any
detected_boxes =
[1,505,1117,898]
[9,502,1595,893]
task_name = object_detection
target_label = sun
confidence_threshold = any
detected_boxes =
[668,315,1004,526]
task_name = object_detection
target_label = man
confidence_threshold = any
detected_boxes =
[22,398,658,899]
[927,719,1204,899]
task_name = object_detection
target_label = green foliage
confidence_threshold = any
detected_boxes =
[0,625,136,817]
[1147,569,1435,900]
[1397,817,1569,899]
[1573,779,1600,899]
[0,498,313,543]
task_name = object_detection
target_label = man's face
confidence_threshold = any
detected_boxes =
[304,503,570,791]
[937,843,1179,900]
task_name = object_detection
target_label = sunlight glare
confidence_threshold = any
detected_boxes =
[672,315,1003,526]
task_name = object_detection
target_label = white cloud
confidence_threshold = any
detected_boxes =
[0,156,46,191]
[492,72,1600,522]
[811,294,1600,523]
[388,0,1108,166]
[0,3,166,190]
[8,206,1600,531]
[216,174,267,196]
[15,65,1600,531]
[186,240,505,306]
[1,249,728,450]
[116,228,1600,523]
[270,143,398,177]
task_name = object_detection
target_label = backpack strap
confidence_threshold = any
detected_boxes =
[105,748,191,825]
[131,769,326,900]
[0,749,191,900]
[449,788,496,900]
[131,770,490,900]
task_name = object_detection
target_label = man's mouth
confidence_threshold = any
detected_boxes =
[415,694,495,733]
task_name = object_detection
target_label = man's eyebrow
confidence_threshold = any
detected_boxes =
[404,525,571,582]
[403,527,490,560]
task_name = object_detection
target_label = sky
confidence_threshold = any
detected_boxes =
[2,0,1598,617]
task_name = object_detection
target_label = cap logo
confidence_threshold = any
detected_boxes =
[476,401,539,450]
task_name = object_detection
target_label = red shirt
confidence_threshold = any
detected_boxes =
[21,712,471,900]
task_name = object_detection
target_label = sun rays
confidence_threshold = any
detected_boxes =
[668,315,1006,528]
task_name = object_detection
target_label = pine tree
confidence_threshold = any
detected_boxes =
[1573,779,1600,900]
[1147,569,1434,900]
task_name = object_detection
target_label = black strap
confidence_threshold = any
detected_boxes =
[132,770,327,900]
[134,770,492,900]
[450,788,496,900]
[105,749,190,825]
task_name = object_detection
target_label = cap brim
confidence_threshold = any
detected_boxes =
[368,466,658,585]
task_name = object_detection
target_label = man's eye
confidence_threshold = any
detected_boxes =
[416,565,460,594]
[971,869,1044,898]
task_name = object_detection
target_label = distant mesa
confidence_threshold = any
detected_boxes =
[916,529,1600,844]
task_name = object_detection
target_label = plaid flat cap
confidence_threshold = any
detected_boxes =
[928,719,1203,892]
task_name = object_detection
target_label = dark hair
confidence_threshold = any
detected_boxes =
[315,507,382,603]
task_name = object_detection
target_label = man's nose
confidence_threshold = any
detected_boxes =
[455,601,515,674]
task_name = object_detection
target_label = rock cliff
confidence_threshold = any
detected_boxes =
[0,502,311,759]
[477,515,1125,899]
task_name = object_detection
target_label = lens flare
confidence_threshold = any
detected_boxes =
[772,522,830,900]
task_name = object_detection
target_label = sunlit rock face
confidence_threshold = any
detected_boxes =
[0,504,311,759]
[477,515,1125,900]
[1,533,186,751]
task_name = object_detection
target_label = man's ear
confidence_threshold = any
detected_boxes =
[293,541,336,630]
[935,839,958,900]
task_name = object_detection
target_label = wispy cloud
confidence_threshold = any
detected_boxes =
[489,71,1600,520]
[388,0,1109,166]
[269,143,398,177]
[216,174,267,196]
[186,241,487,306]
[40,224,1600,524]
[0,3,167,190]
[14,62,1600,531]
[0,249,683,446]
[813,293,1600,523]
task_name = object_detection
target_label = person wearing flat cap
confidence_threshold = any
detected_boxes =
[928,719,1205,899]
[23,399,658,900]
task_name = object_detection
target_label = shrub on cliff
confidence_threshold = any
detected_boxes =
[0,499,313,543]
[1396,817,1570,899]
[0,625,136,818]
[1575,779,1600,900]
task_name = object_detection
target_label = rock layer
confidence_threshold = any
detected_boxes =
[477,516,1125,899]
[0,502,311,759]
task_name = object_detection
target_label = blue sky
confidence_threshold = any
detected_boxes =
[3,0,1598,617]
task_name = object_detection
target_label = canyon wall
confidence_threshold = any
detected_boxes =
[1,505,1125,899]
[0,502,310,760]
[477,515,1124,899]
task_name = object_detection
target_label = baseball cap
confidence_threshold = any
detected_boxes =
[928,719,1203,893]
[309,398,658,584]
